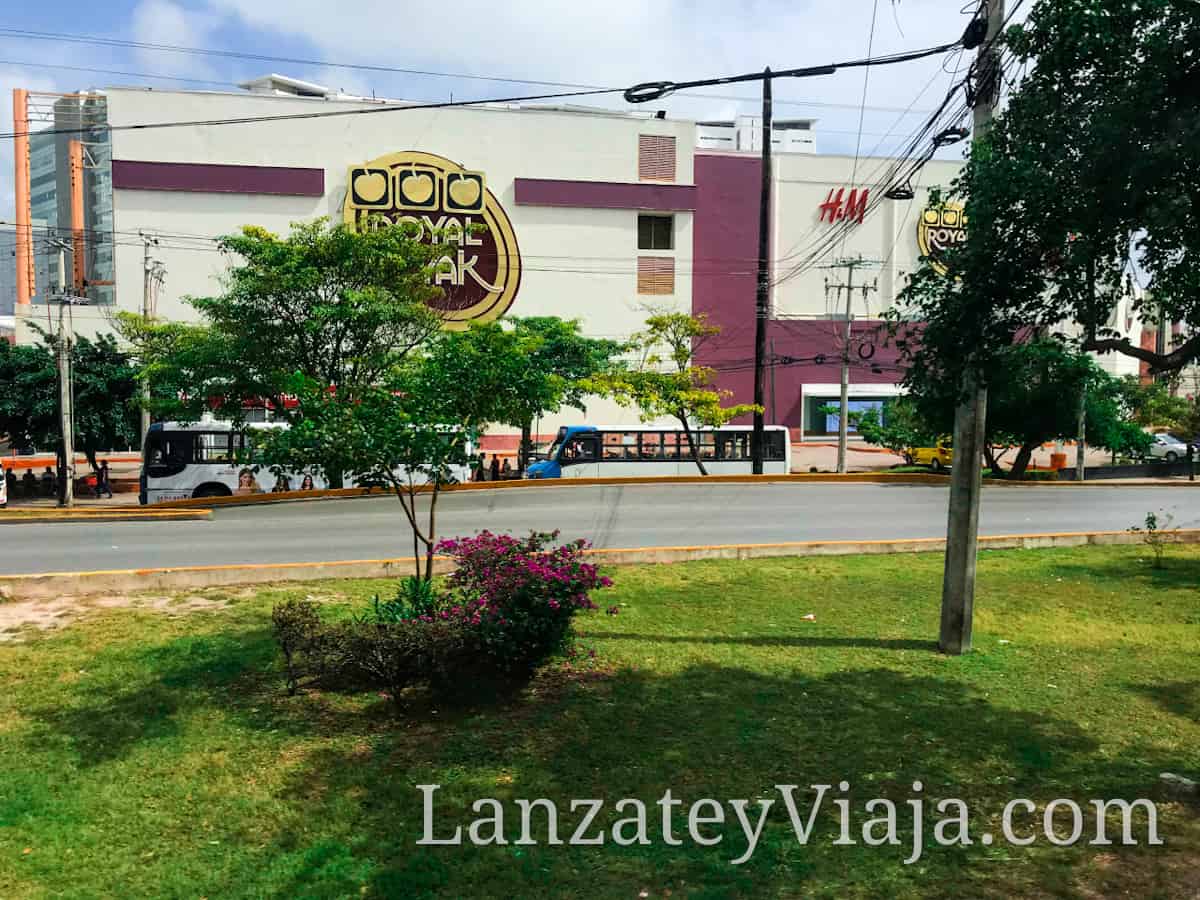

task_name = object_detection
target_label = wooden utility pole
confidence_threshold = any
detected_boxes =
[752,69,773,475]
[824,257,878,473]
[939,0,1003,656]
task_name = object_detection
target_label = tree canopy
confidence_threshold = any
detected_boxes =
[121,217,445,485]
[0,330,140,471]
[894,0,1200,387]
[588,311,758,475]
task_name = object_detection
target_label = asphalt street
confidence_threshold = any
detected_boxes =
[1,483,1196,575]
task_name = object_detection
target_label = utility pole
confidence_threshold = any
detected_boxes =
[1075,385,1086,482]
[49,240,75,507]
[939,0,1003,656]
[751,69,773,475]
[140,232,159,446]
[823,257,878,473]
[769,337,777,424]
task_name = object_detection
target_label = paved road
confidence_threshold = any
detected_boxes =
[1,483,1196,575]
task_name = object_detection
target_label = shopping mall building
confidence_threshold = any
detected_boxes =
[7,76,1144,438]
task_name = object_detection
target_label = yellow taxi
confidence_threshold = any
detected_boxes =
[906,438,953,471]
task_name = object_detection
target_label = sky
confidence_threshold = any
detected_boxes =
[0,0,988,219]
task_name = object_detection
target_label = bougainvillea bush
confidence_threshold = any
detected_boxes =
[436,530,613,672]
[271,530,612,704]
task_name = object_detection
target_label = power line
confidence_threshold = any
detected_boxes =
[0,27,942,115]
[839,0,881,261]
[0,85,622,140]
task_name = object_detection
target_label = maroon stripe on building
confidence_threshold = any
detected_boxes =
[514,178,696,211]
[112,160,325,196]
[692,152,906,431]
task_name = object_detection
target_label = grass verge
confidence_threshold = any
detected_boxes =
[1,545,1198,898]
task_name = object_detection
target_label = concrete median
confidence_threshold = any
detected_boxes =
[1,528,1196,601]
[0,508,212,525]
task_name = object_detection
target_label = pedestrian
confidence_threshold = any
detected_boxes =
[6,468,17,500]
[22,469,37,498]
[490,454,501,482]
[95,461,114,499]
[476,453,488,482]
[501,458,513,479]
[41,466,56,497]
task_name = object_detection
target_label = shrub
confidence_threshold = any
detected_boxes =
[1130,510,1176,569]
[271,599,322,695]
[436,530,613,672]
[270,531,612,707]
[360,576,443,624]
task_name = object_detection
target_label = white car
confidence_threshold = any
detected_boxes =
[1148,433,1190,462]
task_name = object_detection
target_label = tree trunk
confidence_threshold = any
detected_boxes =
[519,421,533,475]
[424,484,440,582]
[326,468,344,490]
[982,444,1004,477]
[1008,442,1038,481]
[678,414,708,476]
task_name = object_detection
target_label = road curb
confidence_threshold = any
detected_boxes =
[0,509,212,525]
[149,471,1197,510]
[2,529,1196,601]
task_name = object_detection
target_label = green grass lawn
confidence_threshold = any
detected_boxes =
[2,546,1199,899]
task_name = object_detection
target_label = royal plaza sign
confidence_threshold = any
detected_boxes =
[916,203,967,276]
[343,151,522,329]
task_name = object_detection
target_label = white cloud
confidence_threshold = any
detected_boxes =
[201,0,977,149]
[130,0,225,80]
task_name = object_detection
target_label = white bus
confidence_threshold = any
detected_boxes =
[524,425,792,478]
[140,418,474,503]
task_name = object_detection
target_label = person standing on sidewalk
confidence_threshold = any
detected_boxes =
[95,461,114,499]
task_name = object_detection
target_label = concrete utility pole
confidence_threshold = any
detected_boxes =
[140,232,159,446]
[824,257,878,473]
[939,0,1003,656]
[751,69,773,475]
[50,241,75,507]
[1076,385,1087,481]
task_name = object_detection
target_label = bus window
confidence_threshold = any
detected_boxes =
[662,432,681,460]
[639,432,663,459]
[602,432,623,459]
[144,431,191,478]
[195,432,234,463]
[561,436,598,465]
[768,431,787,461]
[696,431,716,459]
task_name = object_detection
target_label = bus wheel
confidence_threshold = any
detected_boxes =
[193,483,232,499]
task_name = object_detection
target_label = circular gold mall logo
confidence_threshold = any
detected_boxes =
[916,203,967,276]
[343,151,521,329]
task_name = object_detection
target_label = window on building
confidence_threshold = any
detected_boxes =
[637,214,674,251]
[637,256,675,295]
[638,134,676,181]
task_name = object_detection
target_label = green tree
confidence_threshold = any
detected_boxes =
[120,218,443,486]
[504,318,623,474]
[906,339,1150,478]
[1118,377,1195,434]
[894,0,1200,388]
[587,311,759,475]
[0,330,139,483]
[256,325,522,580]
[840,398,939,460]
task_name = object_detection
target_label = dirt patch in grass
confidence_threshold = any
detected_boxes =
[0,587,357,643]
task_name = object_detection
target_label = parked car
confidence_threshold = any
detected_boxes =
[1147,433,1190,462]
[907,439,953,471]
